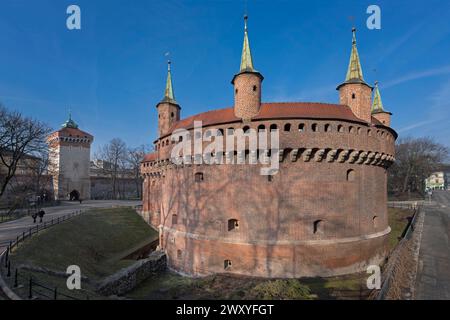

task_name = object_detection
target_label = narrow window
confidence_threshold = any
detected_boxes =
[357,127,362,135]
[298,123,305,132]
[284,123,291,132]
[235,89,238,94]
[177,249,182,259]
[324,124,331,132]
[338,125,344,133]
[349,126,355,134]
[268,175,273,182]
[373,216,379,228]
[352,93,356,99]
[258,125,266,132]
[195,172,204,182]
[347,169,355,182]
[227,128,234,135]
[368,129,372,136]
[172,214,178,225]
[171,112,174,118]
[313,220,323,234]
[312,123,318,132]
[243,126,250,133]
[253,85,257,92]
[217,128,224,136]
[228,219,239,231]
[270,124,278,132]
[224,260,232,270]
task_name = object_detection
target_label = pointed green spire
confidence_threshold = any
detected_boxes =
[372,81,384,113]
[62,109,78,129]
[240,15,255,72]
[345,28,365,82]
[161,60,177,104]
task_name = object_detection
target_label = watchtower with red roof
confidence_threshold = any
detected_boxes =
[47,114,93,201]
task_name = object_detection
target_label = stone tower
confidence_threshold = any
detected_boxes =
[371,81,392,126]
[47,114,93,200]
[232,15,264,121]
[157,60,180,137]
[337,28,373,123]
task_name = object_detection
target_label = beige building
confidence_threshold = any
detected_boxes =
[47,115,93,201]
[425,167,450,191]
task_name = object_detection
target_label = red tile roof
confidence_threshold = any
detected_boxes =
[143,152,158,162]
[163,102,366,137]
[55,127,93,138]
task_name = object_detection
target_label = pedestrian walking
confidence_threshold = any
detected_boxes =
[38,210,45,223]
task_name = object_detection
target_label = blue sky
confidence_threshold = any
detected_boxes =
[1,0,449,152]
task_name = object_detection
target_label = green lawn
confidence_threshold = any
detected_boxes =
[7,207,158,299]
[387,207,413,251]
[126,270,370,300]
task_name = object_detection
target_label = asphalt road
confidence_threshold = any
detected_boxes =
[415,190,450,300]
[0,200,140,253]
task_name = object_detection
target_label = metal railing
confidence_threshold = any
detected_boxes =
[0,210,86,300]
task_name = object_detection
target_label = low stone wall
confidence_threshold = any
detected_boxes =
[96,250,166,296]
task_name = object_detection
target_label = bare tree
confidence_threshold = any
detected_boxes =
[0,105,51,199]
[94,138,128,199]
[127,144,151,199]
[388,137,449,196]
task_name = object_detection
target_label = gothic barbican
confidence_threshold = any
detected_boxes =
[140,17,396,278]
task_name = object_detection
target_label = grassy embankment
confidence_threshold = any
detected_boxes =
[7,207,158,299]
[386,207,414,251]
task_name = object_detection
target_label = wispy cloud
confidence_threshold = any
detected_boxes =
[383,65,450,89]
[376,22,425,64]
[397,80,450,140]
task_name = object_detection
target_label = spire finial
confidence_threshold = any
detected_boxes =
[344,27,364,82]
[371,81,384,113]
[62,108,78,129]
[239,14,255,72]
[161,57,177,104]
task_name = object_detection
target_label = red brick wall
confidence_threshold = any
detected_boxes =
[233,73,262,121]
[339,83,372,123]
[373,112,391,127]
[157,102,180,136]
[141,118,395,277]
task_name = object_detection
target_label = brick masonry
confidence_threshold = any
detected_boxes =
[141,114,396,278]
[233,72,262,121]
[339,83,373,123]
[96,250,167,296]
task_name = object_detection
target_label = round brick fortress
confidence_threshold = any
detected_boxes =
[141,23,396,278]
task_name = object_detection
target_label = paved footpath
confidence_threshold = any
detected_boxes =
[0,200,140,253]
[415,190,450,299]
